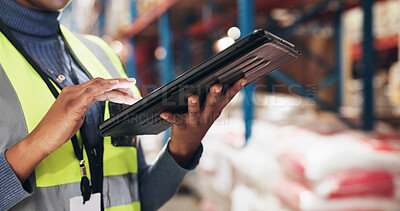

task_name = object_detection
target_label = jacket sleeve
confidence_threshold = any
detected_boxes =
[0,150,33,211]
[137,140,203,211]
[84,35,204,210]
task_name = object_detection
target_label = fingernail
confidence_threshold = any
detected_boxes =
[240,79,247,87]
[190,96,198,104]
[160,113,168,119]
[134,96,143,100]
[215,86,222,94]
[126,78,136,82]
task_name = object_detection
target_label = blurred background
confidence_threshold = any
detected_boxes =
[61,0,400,210]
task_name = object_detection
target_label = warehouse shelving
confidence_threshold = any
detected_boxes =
[118,0,389,139]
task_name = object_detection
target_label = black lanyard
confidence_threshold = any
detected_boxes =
[0,18,94,204]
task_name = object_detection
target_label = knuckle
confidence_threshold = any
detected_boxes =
[207,101,217,108]
[171,115,180,125]
[189,104,199,112]
[84,87,94,94]
[83,87,96,97]
[62,86,72,93]
[60,86,75,96]
[93,77,103,85]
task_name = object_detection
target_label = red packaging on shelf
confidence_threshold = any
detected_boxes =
[314,169,395,199]
[275,179,400,211]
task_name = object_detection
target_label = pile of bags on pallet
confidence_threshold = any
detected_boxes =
[274,126,400,211]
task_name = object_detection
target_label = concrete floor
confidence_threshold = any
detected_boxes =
[159,195,202,211]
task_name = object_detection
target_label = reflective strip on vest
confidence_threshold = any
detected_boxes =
[75,34,141,97]
[75,34,120,79]
[0,27,140,210]
[0,64,28,151]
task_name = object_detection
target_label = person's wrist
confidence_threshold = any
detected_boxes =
[5,134,50,182]
[28,128,63,157]
[168,137,200,168]
[168,137,200,157]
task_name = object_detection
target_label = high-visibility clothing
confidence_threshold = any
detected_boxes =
[0,26,141,210]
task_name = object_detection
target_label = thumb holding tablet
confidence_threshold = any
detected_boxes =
[161,77,247,168]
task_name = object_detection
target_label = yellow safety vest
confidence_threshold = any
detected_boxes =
[0,26,141,210]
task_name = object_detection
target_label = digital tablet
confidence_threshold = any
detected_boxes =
[99,29,301,136]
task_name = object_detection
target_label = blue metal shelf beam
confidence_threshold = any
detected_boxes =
[318,69,339,90]
[158,11,174,143]
[269,70,334,111]
[275,0,334,37]
[270,0,374,130]
[126,0,138,79]
[159,11,174,85]
[361,0,374,130]
[238,0,255,142]
[98,0,107,36]
[237,0,346,140]
[334,2,343,110]
[295,42,335,73]
[268,0,345,111]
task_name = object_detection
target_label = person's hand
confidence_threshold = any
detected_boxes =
[34,77,141,154]
[6,77,140,182]
[160,78,247,168]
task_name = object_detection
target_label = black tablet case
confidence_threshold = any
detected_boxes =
[99,29,301,136]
